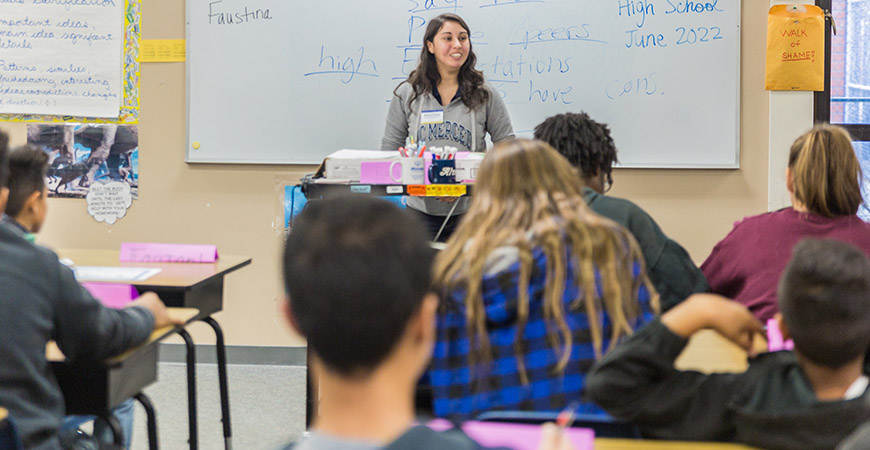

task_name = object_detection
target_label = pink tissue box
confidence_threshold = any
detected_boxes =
[359,161,402,184]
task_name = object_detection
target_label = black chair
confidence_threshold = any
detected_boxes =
[0,408,24,450]
[475,410,642,439]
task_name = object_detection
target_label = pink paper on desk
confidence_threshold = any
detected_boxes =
[120,242,218,263]
[82,282,138,309]
[767,318,794,351]
[427,419,594,450]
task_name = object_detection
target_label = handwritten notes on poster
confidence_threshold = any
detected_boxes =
[0,0,124,117]
[765,4,825,91]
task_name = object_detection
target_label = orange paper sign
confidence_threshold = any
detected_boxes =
[406,184,467,197]
[765,4,825,91]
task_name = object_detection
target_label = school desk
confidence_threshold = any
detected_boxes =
[48,307,199,450]
[58,249,252,450]
[595,438,758,449]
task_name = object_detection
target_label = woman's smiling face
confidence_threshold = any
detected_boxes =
[426,20,470,75]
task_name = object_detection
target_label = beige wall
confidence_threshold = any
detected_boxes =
[2,0,773,347]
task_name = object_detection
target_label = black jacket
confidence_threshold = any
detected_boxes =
[586,319,870,450]
[0,223,154,450]
[583,188,708,311]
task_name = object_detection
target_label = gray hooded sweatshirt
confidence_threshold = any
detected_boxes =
[381,82,514,216]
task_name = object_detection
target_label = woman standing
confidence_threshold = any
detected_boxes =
[382,13,514,240]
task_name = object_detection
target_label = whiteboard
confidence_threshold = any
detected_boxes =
[186,0,740,167]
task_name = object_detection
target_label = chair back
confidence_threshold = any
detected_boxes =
[0,408,24,450]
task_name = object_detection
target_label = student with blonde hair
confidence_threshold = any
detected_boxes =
[429,138,658,420]
[702,124,870,322]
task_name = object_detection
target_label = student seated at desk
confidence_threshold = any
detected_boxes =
[429,139,658,420]
[2,144,139,448]
[281,195,571,450]
[587,239,870,450]
[701,124,870,323]
[0,129,182,450]
[533,112,708,311]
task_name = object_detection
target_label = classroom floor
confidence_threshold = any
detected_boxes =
[128,362,306,450]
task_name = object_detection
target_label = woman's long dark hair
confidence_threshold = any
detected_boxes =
[396,13,490,111]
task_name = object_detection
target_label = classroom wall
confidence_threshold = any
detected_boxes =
[1,0,776,347]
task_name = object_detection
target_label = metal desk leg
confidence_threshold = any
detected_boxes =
[134,392,160,450]
[203,316,233,450]
[433,199,461,242]
[178,329,198,450]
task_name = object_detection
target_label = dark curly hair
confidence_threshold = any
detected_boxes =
[533,112,618,188]
[397,13,489,111]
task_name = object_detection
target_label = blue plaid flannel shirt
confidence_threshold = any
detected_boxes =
[429,245,655,420]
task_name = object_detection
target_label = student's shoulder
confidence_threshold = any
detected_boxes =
[714,209,791,242]
[733,208,792,228]
[0,223,60,269]
[584,190,657,231]
[739,350,804,391]
[586,191,648,218]
[387,425,510,450]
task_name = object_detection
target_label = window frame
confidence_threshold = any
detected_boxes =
[814,0,870,141]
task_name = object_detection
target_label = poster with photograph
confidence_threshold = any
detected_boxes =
[27,124,139,199]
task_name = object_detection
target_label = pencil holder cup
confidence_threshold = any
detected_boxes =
[390,157,425,184]
[428,159,456,184]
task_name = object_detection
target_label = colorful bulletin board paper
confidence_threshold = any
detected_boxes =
[0,0,140,123]
[120,242,219,263]
[765,4,825,91]
[140,39,186,62]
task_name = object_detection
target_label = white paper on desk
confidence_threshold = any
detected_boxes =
[73,266,161,282]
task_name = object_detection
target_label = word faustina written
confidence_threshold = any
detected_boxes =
[208,0,272,25]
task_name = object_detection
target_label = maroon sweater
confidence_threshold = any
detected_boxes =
[701,208,870,322]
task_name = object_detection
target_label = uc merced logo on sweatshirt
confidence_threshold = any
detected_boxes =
[418,121,472,151]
